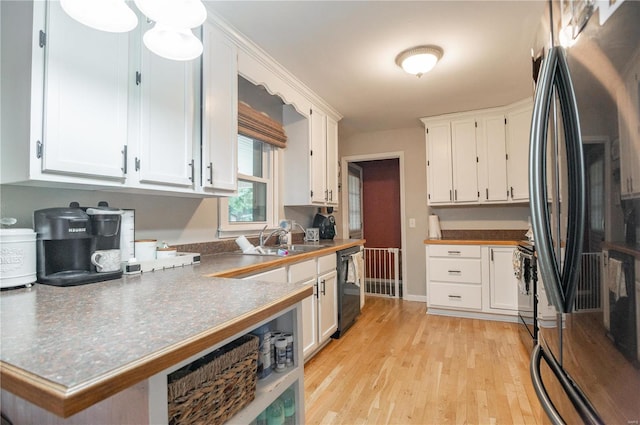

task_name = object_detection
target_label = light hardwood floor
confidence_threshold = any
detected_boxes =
[304,297,546,424]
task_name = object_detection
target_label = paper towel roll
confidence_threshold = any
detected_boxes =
[428,215,442,239]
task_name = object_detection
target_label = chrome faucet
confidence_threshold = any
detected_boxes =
[259,225,287,246]
[294,222,307,237]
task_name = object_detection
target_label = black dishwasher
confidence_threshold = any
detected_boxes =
[332,245,362,339]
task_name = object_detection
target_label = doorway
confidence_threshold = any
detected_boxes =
[342,155,404,298]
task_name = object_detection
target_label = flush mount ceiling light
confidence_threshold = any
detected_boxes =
[60,0,138,33]
[143,23,203,61]
[395,45,444,77]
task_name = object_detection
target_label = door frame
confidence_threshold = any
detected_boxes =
[340,151,407,297]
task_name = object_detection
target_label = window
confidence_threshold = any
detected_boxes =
[348,164,363,239]
[219,135,278,235]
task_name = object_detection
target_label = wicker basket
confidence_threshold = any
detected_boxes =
[167,334,259,425]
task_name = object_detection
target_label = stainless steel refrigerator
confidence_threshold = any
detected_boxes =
[529,0,640,423]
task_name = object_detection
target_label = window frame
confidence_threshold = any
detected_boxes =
[218,136,280,238]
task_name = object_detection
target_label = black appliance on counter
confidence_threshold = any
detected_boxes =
[528,1,640,423]
[332,245,362,338]
[34,203,123,286]
[313,209,336,240]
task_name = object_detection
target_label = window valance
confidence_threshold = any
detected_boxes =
[238,101,287,148]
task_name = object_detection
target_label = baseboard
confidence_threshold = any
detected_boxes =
[402,294,427,303]
[427,308,519,323]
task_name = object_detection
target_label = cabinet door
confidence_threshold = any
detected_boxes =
[202,22,238,193]
[137,19,196,187]
[451,118,478,202]
[325,116,339,205]
[477,114,508,202]
[41,2,128,180]
[317,270,338,343]
[301,278,319,359]
[426,122,453,204]
[489,247,518,311]
[506,103,532,201]
[310,107,327,204]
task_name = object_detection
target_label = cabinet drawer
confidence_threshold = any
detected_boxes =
[428,245,481,258]
[429,258,481,284]
[318,254,336,274]
[429,282,482,310]
[289,259,317,283]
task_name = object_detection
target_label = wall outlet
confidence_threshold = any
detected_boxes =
[409,218,416,228]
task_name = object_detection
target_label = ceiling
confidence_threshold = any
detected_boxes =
[205,1,547,138]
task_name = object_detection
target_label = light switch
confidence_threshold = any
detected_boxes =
[409,218,416,228]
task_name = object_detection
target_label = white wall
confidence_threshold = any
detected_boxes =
[0,185,219,245]
[339,127,428,299]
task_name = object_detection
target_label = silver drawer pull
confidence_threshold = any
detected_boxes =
[447,250,461,255]
[448,295,462,299]
[448,270,462,275]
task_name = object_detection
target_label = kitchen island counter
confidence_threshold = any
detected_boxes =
[0,268,312,419]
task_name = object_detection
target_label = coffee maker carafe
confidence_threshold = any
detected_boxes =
[34,203,123,286]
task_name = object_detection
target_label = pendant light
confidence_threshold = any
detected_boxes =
[395,45,444,77]
[134,0,207,29]
[60,0,138,33]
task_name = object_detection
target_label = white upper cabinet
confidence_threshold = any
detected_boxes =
[618,52,640,198]
[477,112,508,202]
[201,21,238,194]
[425,121,453,204]
[424,117,477,204]
[450,117,479,202]
[505,100,533,202]
[283,105,340,207]
[1,1,128,185]
[423,98,532,206]
[134,18,197,189]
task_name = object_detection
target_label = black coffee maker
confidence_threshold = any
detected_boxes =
[34,203,123,286]
[313,207,336,240]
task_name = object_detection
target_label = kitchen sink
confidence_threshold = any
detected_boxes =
[238,244,330,256]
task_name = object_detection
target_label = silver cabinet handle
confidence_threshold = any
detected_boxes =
[447,250,461,255]
[207,162,213,184]
[321,279,326,296]
[448,270,461,275]
[448,295,462,299]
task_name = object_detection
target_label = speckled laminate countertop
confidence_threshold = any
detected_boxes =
[0,239,363,417]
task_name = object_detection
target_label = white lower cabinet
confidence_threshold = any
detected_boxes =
[426,244,519,320]
[289,254,337,360]
[242,267,287,283]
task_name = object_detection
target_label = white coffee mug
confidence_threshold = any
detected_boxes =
[135,239,157,261]
[91,249,121,273]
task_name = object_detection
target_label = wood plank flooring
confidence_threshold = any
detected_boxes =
[304,297,546,424]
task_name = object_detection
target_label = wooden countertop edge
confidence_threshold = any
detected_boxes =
[208,240,366,278]
[423,239,521,246]
[0,285,313,418]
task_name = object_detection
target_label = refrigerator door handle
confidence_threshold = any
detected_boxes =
[529,46,586,313]
[530,344,603,425]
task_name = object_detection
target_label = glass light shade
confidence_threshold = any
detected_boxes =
[134,0,207,28]
[396,46,443,77]
[143,24,203,61]
[60,0,138,33]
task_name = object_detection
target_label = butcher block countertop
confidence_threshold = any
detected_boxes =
[0,239,363,418]
[423,229,527,246]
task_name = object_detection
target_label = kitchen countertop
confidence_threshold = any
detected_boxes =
[602,241,640,259]
[0,239,363,418]
[423,238,522,246]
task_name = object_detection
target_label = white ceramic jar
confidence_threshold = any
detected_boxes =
[0,228,37,288]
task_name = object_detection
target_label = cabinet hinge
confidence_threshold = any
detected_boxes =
[310,150,313,156]
[475,121,478,128]
[427,160,430,166]
[39,30,46,48]
[426,128,429,134]
[506,154,509,160]
[477,191,480,198]
[135,157,140,171]
[310,190,314,198]
[504,118,507,125]
[428,193,431,199]
[476,156,479,163]
[310,108,313,115]
[36,140,43,159]
[135,71,142,86]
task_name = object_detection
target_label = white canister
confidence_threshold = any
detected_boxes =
[0,228,37,288]
[134,239,157,261]
[428,215,442,239]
